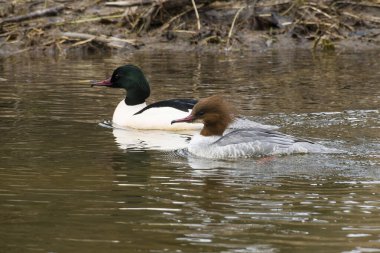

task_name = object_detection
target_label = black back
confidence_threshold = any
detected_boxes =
[134,99,197,115]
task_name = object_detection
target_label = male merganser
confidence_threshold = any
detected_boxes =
[92,64,202,130]
[171,95,341,159]
[92,64,278,131]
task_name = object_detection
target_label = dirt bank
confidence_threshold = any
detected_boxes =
[1,0,379,57]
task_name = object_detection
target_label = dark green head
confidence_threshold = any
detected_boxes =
[92,64,150,105]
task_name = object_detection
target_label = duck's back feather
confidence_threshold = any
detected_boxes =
[213,128,314,147]
[134,99,197,115]
[187,128,342,159]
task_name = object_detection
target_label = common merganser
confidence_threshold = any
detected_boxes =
[92,64,202,130]
[171,95,342,159]
[92,64,278,131]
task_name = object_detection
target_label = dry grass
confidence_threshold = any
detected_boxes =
[0,0,379,55]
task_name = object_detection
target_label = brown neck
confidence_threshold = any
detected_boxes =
[200,118,232,136]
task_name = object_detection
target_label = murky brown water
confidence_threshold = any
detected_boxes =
[0,50,379,253]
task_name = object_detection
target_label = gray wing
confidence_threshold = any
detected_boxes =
[212,128,314,148]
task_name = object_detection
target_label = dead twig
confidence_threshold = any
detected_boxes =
[334,1,380,9]
[281,0,298,16]
[0,5,65,24]
[226,6,245,48]
[67,14,125,24]
[70,38,95,47]
[158,5,202,32]
[342,11,380,25]
[139,4,158,33]
[257,0,292,8]
[299,5,333,19]
[191,0,201,30]
[105,0,164,7]
[199,35,219,45]
[60,32,139,49]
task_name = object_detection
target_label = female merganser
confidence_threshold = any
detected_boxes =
[171,95,341,159]
[92,64,278,131]
[92,64,202,130]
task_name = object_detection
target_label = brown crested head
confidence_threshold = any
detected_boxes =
[190,95,235,136]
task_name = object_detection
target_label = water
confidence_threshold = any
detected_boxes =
[0,50,379,253]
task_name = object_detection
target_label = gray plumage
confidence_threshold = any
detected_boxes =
[213,128,313,147]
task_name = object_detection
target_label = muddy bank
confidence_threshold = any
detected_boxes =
[0,0,379,57]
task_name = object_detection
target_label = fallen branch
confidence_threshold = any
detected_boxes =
[0,5,65,24]
[105,0,162,7]
[60,32,140,49]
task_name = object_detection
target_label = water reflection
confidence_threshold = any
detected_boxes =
[109,117,280,151]
[0,50,379,253]
[112,126,194,150]
[110,152,380,253]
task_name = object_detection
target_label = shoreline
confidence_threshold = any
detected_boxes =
[1,0,379,58]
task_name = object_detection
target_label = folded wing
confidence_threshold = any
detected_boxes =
[134,99,197,115]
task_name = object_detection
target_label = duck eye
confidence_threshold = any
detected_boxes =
[196,111,205,117]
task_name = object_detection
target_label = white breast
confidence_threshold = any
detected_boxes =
[187,135,267,159]
[188,135,221,158]
[112,100,202,130]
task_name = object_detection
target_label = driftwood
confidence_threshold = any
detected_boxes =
[106,0,212,11]
[105,0,164,7]
[0,5,65,24]
[60,32,140,49]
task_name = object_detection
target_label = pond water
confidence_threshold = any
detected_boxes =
[0,50,379,253]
